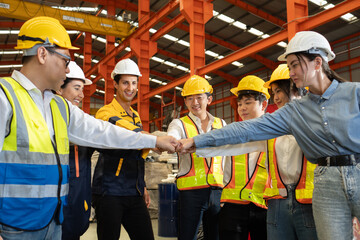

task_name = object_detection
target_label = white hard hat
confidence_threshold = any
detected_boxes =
[66,61,92,85]
[278,31,335,62]
[111,58,142,79]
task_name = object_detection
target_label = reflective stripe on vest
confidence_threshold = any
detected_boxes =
[176,115,224,190]
[263,138,316,204]
[221,153,268,209]
[0,77,70,230]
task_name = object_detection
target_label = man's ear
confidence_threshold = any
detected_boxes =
[262,100,268,112]
[37,47,47,65]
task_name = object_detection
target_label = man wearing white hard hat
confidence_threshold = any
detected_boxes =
[92,58,154,240]
[57,61,94,240]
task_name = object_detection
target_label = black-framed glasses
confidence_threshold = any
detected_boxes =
[46,48,71,68]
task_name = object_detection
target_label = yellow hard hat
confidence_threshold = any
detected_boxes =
[181,75,213,97]
[263,64,290,89]
[231,75,270,99]
[15,16,78,52]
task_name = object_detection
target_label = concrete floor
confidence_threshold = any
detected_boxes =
[80,219,177,240]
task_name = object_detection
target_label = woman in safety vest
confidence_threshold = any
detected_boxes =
[57,61,94,240]
[262,64,317,240]
[181,31,360,240]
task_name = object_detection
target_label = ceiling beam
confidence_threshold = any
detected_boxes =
[84,0,180,77]
[81,0,138,12]
[143,0,360,99]
[0,0,131,37]
[84,0,277,69]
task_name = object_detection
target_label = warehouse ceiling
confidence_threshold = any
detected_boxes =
[0,0,360,108]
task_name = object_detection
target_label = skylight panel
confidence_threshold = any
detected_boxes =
[164,61,177,67]
[217,14,234,23]
[249,28,263,36]
[277,41,287,48]
[151,56,165,63]
[163,34,178,42]
[205,50,219,58]
[232,61,244,67]
[233,21,247,30]
[177,40,190,47]
[341,13,357,22]
[176,66,190,72]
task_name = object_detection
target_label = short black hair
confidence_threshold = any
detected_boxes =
[113,74,139,84]
[237,90,267,104]
[269,79,306,98]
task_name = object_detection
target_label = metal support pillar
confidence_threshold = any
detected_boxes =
[180,0,213,75]
[286,0,308,39]
[82,32,92,113]
[230,98,240,122]
[131,0,157,131]
[103,0,116,105]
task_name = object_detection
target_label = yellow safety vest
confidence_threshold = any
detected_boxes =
[264,138,316,204]
[0,77,70,230]
[176,115,224,190]
[221,153,268,209]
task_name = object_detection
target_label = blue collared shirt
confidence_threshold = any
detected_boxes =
[194,80,360,163]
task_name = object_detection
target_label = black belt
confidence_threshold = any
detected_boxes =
[317,154,360,166]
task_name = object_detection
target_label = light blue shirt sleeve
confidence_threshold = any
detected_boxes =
[194,80,360,163]
[194,106,292,149]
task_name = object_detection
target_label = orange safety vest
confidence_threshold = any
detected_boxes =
[176,115,224,190]
[221,153,268,209]
[264,138,316,204]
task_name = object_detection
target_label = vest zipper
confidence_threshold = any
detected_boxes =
[52,137,63,223]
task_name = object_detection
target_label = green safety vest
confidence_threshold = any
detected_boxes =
[264,138,316,204]
[176,115,224,190]
[221,152,268,209]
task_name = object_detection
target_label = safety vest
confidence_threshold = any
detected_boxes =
[0,77,70,230]
[176,115,224,190]
[264,138,316,204]
[221,153,268,209]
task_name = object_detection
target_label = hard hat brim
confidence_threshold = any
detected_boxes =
[84,78,92,85]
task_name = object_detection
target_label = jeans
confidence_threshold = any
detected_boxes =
[178,187,222,240]
[312,165,360,240]
[92,194,154,240]
[267,184,317,240]
[219,202,267,240]
[0,219,61,240]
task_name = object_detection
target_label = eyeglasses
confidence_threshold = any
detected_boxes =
[46,48,71,68]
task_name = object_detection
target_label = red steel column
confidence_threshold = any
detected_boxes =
[131,0,157,131]
[103,0,116,105]
[82,32,92,113]
[180,0,213,74]
[286,0,308,39]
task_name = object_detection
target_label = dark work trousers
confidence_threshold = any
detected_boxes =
[178,187,222,240]
[92,194,154,240]
[219,202,267,240]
